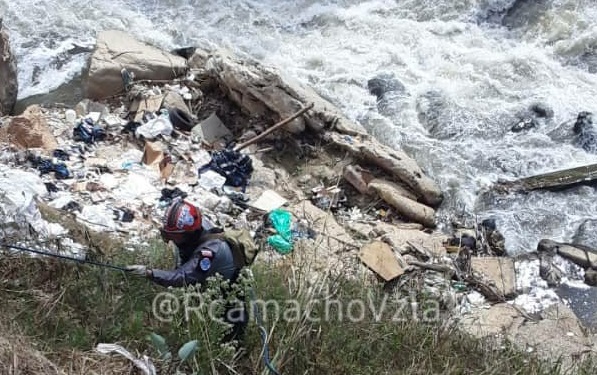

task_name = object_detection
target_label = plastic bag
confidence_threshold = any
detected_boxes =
[267,209,293,254]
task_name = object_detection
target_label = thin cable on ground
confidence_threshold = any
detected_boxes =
[249,287,282,375]
[1,243,128,271]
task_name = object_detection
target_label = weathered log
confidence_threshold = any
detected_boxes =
[234,103,314,151]
[494,163,597,193]
[323,131,443,207]
[369,183,436,228]
[408,260,456,277]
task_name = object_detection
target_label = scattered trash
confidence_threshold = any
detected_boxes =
[169,107,194,131]
[160,187,188,204]
[28,155,71,179]
[65,109,77,124]
[96,343,156,375]
[249,189,287,213]
[73,118,106,144]
[197,148,253,190]
[311,185,345,209]
[113,206,135,222]
[198,170,227,191]
[135,112,173,139]
[52,149,70,161]
[195,112,233,145]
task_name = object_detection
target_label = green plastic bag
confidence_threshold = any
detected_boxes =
[267,209,293,254]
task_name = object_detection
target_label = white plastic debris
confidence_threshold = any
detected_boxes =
[96,343,156,375]
[191,149,212,169]
[65,109,77,124]
[79,204,117,232]
[135,115,173,139]
[197,170,226,191]
[48,193,75,210]
[112,173,161,203]
[99,173,120,190]
[0,166,66,238]
[107,148,144,171]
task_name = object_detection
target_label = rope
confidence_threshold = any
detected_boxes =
[248,286,282,375]
[1,243,128,271]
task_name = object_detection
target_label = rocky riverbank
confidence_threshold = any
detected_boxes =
[1,27,597,370]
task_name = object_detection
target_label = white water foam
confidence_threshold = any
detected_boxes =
[3,0,597,257]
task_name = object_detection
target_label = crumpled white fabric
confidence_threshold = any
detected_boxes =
[96,343,157,375]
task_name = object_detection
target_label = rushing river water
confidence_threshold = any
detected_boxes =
[3,0,597,257]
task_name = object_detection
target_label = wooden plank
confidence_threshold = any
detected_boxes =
[494,163,597,193]
[358,241,404,281]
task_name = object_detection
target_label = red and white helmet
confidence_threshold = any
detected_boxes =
[162,198,203,234]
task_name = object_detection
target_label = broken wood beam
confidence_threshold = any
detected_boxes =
[494,162,597,193]
[234,103,314,151]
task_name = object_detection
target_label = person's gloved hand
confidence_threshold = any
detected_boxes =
[125,265,151,277]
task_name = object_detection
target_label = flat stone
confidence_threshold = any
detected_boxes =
[557,244,591,269]
[287,200,354,253]
[470,257,517,298]
[348,221,447,256]
[459,303,522,338]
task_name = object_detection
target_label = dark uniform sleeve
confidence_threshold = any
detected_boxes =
[148,239,236,288]
[149,257,208,287]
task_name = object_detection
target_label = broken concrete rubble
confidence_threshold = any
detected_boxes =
[205,48,367,135]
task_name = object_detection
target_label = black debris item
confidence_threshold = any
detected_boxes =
[448,234,476,250]
[160,187,188,203]
[62,201,82,213]
[511,117,537,132]
[197,148,253,191]
[73,118,106,144]
[44,182,59,193]
[113,207,135,222]
[52,149,70,161]
[481,218,497,231]
[122,121,142,134]
[171,47,196,59]
[28,155,71,180]
[169,108,194,131]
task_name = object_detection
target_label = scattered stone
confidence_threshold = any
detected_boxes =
[470,256,517,298]
[584,268,597,287]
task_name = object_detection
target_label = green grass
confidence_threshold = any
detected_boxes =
[1,224,596,374]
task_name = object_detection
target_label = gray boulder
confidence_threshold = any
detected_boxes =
[84,30,187,100]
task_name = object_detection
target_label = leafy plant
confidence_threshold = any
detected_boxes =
[147,333,200,374]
